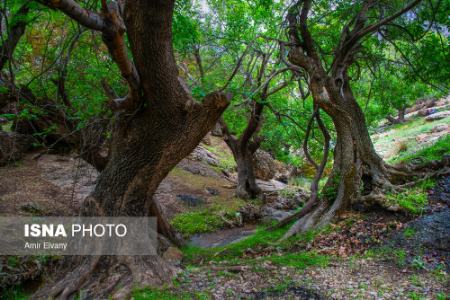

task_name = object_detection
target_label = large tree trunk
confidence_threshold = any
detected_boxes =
[282,76,393,238]
[34,1,229,298]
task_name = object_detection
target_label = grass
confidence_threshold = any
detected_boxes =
[364,246,407,267]
[171,210,224,236]
[170,196,247,237]
[133,288,210,300]
[403,227,416,239]
[372,115,450,163]
[386,189,428,214]
[385,179,434,215]
[182,225,331,269]
[394,134,450,164]
[1,287,29,300]
[266,252,329,269]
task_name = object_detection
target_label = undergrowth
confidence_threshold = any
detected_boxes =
[385,179,435,214]
[394,134,450,164]
[170,196,247,237]
[182,225,331,267]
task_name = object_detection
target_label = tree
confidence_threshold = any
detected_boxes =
[274,0,434,238]
[32,0,230,298]
[220,47,290,199]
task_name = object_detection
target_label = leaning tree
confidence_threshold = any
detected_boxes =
[274,0,446,238]
[31,0,230,298]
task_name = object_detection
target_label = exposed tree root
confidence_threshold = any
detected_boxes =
[272,158,449,241]
[33,251,179,299]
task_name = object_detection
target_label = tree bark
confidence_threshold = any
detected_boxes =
[220,101,264,199]
[33,1,230,298]
[277,0,422,237]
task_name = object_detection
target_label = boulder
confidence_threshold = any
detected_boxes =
[425,111,450,122]
[261,207,296,223]
[188,146,219,166]
[253,150,275,180]
[210,122,223,136]
[431,124,449,133]
[253,149,288,181]
[393,209,450,251]
[0,131,33,166]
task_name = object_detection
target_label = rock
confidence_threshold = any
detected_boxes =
[425,110,450,121]
[0,131,33,166]
[189,146,219,166]
[177,159,221,178]
[205,187,220,195]
[239,203,262,222]
[253,150,276,180]
[431,124,449,133]
[399,210,450,250]
[162,246,183,266]
[261,207,295,223]
[274,189,308,210]
[253,150,289,181]
[429,176,450,204]
[256,179,287,192]
[176,194,205,206]
[211,122,223,136]
[20,202,44,214]
[201,133,212,145]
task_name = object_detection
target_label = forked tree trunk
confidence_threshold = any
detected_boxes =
[221,102,264,199]
[34,1,229,298]
[282,77,391,238]
[221,131,262,199]
[275,0,420,239]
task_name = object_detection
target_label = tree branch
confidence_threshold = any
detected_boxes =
[39,0,105,31]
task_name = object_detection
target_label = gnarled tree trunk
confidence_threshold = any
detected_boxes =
[33,0,230,298]
[220,101,264,199]
[278,0,422,239]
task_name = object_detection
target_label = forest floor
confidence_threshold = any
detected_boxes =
[0,98,449,299]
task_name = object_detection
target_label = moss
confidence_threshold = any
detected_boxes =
[403,227,416,239]
[171,210,224,237]
[386,189,428,215]
[170,196,247,238]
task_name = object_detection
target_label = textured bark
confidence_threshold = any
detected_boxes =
[278,0,422,237]
[221,101,264,199]
[33,0,230,298]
